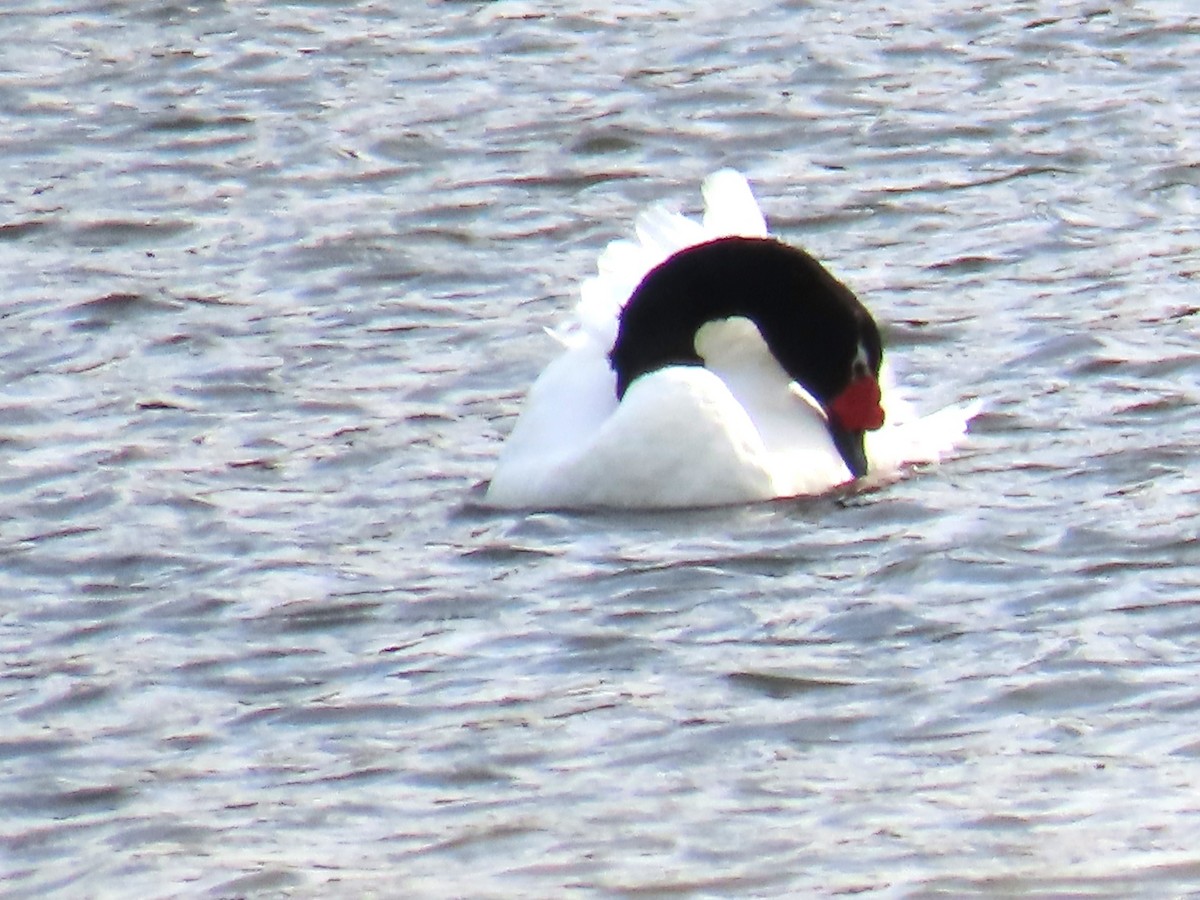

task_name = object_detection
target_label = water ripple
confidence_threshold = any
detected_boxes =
[2,0,1200,896]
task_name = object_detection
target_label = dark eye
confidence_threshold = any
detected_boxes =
[851,341,872,379]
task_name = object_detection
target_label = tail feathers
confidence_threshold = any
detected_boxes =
[702,169,769,237]
[634,203,707,258]
[570,170,770,350]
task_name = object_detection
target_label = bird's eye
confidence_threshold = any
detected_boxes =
[851,342,871,379]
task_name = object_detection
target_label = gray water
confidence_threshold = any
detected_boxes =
[3,1,1200,897]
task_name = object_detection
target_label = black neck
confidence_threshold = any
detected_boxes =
[608,236,880,404]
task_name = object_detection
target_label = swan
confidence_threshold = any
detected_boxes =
[485,170,977,509]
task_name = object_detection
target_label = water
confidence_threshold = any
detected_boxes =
[2,1,1199,896]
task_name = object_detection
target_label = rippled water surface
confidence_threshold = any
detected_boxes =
[3,1,1200,896]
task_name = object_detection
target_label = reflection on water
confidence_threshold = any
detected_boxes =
[3,1,1200,896]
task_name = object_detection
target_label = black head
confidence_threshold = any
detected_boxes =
[608,236,885,477]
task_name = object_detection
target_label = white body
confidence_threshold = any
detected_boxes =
[486,170,978,510]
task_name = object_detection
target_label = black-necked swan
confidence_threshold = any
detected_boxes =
[485,170,977,509]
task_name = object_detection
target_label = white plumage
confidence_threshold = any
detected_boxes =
[486,170,977,509]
